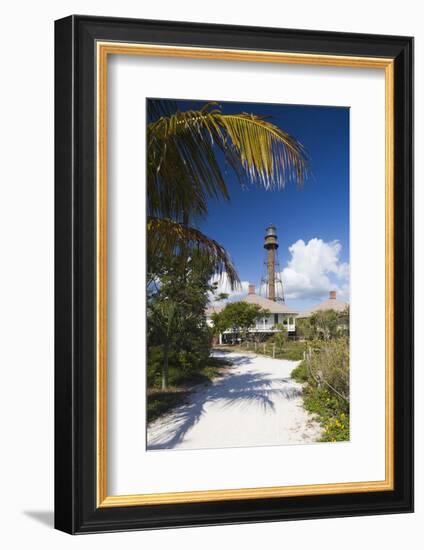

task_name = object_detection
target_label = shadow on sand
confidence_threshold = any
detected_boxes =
[147,354,301,450]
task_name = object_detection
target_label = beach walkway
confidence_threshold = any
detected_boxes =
[147,350,321,451]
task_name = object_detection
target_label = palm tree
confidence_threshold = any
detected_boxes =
[147,101,309,287]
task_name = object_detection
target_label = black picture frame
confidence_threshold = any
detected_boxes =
[55,15,414,534]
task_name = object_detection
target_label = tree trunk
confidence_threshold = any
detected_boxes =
[162,343,169,390]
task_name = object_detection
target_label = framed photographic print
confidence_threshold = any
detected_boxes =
[54,15,413,534]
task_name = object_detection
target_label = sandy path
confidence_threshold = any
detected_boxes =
[147,350,321,451]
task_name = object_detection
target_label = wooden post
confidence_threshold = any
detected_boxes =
[272,343,276,358]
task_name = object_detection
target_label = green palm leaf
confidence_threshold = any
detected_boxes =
[147,104,308,220]
[147,217,239,288]
[147,103,309,289]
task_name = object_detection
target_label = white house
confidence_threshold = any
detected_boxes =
[206,284,298,343]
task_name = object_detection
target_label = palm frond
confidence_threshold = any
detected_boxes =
[216,112,309,189]
[147,109,229,220]
[147,98,179,124]
[147,217,240,288]
[147,105,309,220]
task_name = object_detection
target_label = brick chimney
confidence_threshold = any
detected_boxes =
[329,290,337,299]
[248,283,256,295]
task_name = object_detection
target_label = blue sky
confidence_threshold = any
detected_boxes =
[172,99,350,311]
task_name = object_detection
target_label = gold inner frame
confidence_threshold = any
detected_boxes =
[96,42,395,508]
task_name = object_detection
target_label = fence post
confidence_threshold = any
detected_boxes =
[263,343,266,354]
[272,343,276,358]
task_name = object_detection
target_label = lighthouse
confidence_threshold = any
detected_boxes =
[261,224,285,302]
[206,223,297,340]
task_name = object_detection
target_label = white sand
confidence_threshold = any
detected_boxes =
[147,350,322,451]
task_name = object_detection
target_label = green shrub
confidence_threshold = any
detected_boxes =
[146,354,231,423]
[321,411,349,442]
[275,343,306,360]
[147,390,188,423]
[147,345,230,391]
[207,356,232,368]
[306,338,349,403]
[243,338,306,361]
[291,338,350,442]
[303,386,349,441]
[291,362,308,382]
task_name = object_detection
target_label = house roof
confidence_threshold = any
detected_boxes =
[205,292,298,317]
[298,291,348,318]
[243,293,298,314]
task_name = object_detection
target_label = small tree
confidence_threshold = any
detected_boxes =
[295,317,314,340]
[210,309,230,340]
[274,323,288,349]
[147,251,216,389]
[148,299,178,389]
[211,302,270,343]
[310,310,342,340]
[297,307,350,341]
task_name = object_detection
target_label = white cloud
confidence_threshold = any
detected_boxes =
[207,238,349,306]
[208,273,250,305]
[281,238,349,301]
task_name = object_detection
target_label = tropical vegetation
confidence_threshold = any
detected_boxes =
[147,100,308,288]
[147,99,309,412]
[291,312,350,442]
[210,302,270,344]
[296,307,349,341]
[227,306,350,441]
